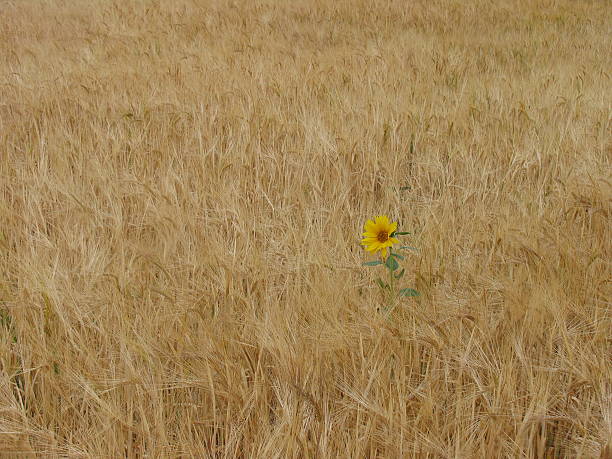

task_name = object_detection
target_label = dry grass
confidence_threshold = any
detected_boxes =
[1,0,611,457]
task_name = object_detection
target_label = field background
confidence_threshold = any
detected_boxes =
[1,0,610,457]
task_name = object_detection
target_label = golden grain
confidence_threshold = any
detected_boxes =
[0,0,610,457]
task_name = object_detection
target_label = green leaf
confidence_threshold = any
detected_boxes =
[0,309,11,328]
[399,246,419,251]
[390,252,404,260]
[394,231,411,236]
[399,288,420,297]
[375,278,390,290]
[394,268,405,279]
[362,260,382,266]
[385,255,399,271]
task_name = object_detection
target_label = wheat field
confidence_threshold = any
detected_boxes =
[0,0,611,457]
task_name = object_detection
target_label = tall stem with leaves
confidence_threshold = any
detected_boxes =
[362,228,419,314]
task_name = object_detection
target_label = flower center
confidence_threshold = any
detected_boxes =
[377,231,389,243]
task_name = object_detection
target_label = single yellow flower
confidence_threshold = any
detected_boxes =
[360,215,400,259]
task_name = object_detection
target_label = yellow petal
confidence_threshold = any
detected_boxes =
[389,221,398,233]
[380,247,387,258]
[390,237,400,244]
[362,231,377,238]
[364,219,376,232]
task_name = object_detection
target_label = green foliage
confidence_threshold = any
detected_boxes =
[385,255,399,271]
[399,288,419,297]
[363,260,383,266]
[0,308,11,328]
[376,278,389,290]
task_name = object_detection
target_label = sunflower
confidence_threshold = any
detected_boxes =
[360,215,400,259]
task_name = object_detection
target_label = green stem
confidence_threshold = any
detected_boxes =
[384,248,397,313]
[387,262,395,310]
